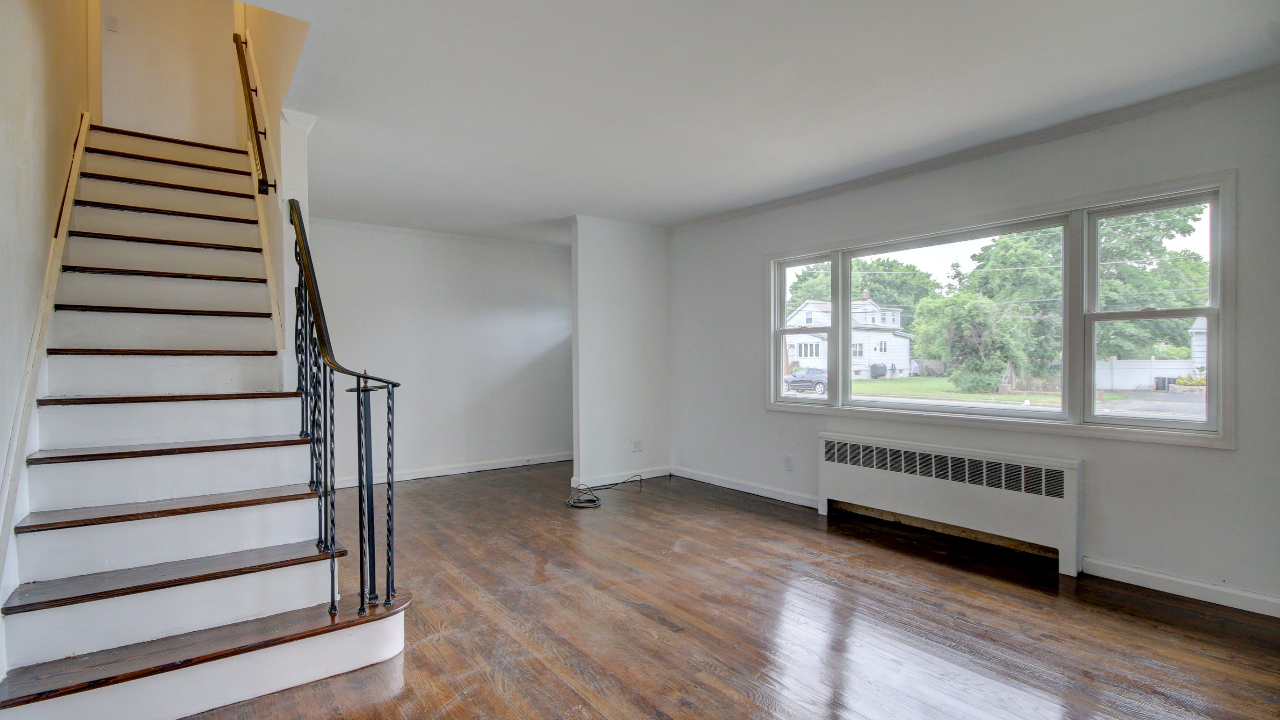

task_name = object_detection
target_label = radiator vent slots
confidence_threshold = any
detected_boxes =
[823,440,1065,499]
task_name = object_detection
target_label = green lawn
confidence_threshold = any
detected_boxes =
[848,376,1123,405]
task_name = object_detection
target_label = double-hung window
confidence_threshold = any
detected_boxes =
[769,175,1232,445]
[1085,193,1220,431]
[778,258,832,400]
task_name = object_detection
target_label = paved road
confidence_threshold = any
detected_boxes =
[1096,389,1206,421]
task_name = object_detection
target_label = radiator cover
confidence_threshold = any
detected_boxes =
[818,432,1081,575]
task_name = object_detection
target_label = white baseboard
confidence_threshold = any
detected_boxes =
[670,466,819,509]
[571,466,670,489]
[337,452,571,489]
[1083,556,1280,618]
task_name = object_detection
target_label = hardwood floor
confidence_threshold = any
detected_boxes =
[187,461,1280,719]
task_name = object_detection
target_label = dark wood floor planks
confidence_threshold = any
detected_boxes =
[186,461,1280,720]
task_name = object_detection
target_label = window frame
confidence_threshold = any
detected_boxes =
[838,214,1070,422]
[767,172,1235,448]
[1083,192,1220,432]
[774,254,836,405]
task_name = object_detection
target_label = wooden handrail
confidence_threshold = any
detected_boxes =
[233,33,273,195]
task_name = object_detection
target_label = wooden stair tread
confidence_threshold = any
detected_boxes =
[89,125,248,155]
[3,538,341,614]
[74,199,258,225]
[15,484,316,534]
[84,147,252,176]
[68,230,261,253]
[61,265,267,283]
[38,391,300,407]
[26,435,308,466]
[54,304,272,319]
[46,349,278,357]
[0,593,410,710]
[79,172,256,199]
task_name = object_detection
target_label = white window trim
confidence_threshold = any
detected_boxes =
[767,172,1236,449]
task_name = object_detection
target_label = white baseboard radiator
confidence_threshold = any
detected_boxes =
[818,432,1082,575]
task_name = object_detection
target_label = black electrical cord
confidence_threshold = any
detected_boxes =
[565,474,643,508]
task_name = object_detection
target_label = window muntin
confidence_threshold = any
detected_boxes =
[769,181,1230,441]
[846,222,1065,414]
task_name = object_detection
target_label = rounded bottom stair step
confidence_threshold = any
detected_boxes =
[0,593,410,719]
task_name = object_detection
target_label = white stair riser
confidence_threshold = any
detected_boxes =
[80,151,254,196]
[56,271,271,312]
[45,354,282,396]
[5,561,330,667]
[28,444,308,512]
[77,178,258,221]
[17,500,316,582]
[38,398,298,450]
[64,235,264,276]
[0,611,404,720]
[70,205,260,247]
[48,311,276,352]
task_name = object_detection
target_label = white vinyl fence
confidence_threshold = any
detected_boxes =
[1095,358,1195,390]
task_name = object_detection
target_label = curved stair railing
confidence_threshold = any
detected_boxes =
[289,198,398,616]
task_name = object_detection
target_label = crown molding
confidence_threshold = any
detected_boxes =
[677,64,1280,233]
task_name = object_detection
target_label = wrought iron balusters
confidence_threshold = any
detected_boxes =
[385,385,396,606]
[289,198,399,617]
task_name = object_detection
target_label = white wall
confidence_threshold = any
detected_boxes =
[572,216,671,486]
[670,83,1280,615]
[0,0,89,678]
[100,0,238,147]
[239,4,309,331]
[308,219,572,484]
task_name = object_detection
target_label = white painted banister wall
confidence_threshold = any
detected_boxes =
[0,1,92,679]
[572,217,672,488]
[669,81,1280,617]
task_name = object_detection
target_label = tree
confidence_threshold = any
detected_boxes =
[1095,204,1208,358]
[963,226,1064,383]
[786,262,830,315]
[849,257,940,332]
[912,294,1025,393]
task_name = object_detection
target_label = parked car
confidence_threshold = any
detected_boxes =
[785,367,828,394]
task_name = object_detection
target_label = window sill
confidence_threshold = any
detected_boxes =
[766,399,1234,449]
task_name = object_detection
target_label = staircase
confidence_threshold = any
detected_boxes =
[0,125,407,720]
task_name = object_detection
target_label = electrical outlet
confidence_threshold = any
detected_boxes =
[632,440,643,453]
[105,15,119,32]
[784,454,793,471]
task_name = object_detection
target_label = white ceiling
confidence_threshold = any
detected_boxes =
[251,1,1280,244]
